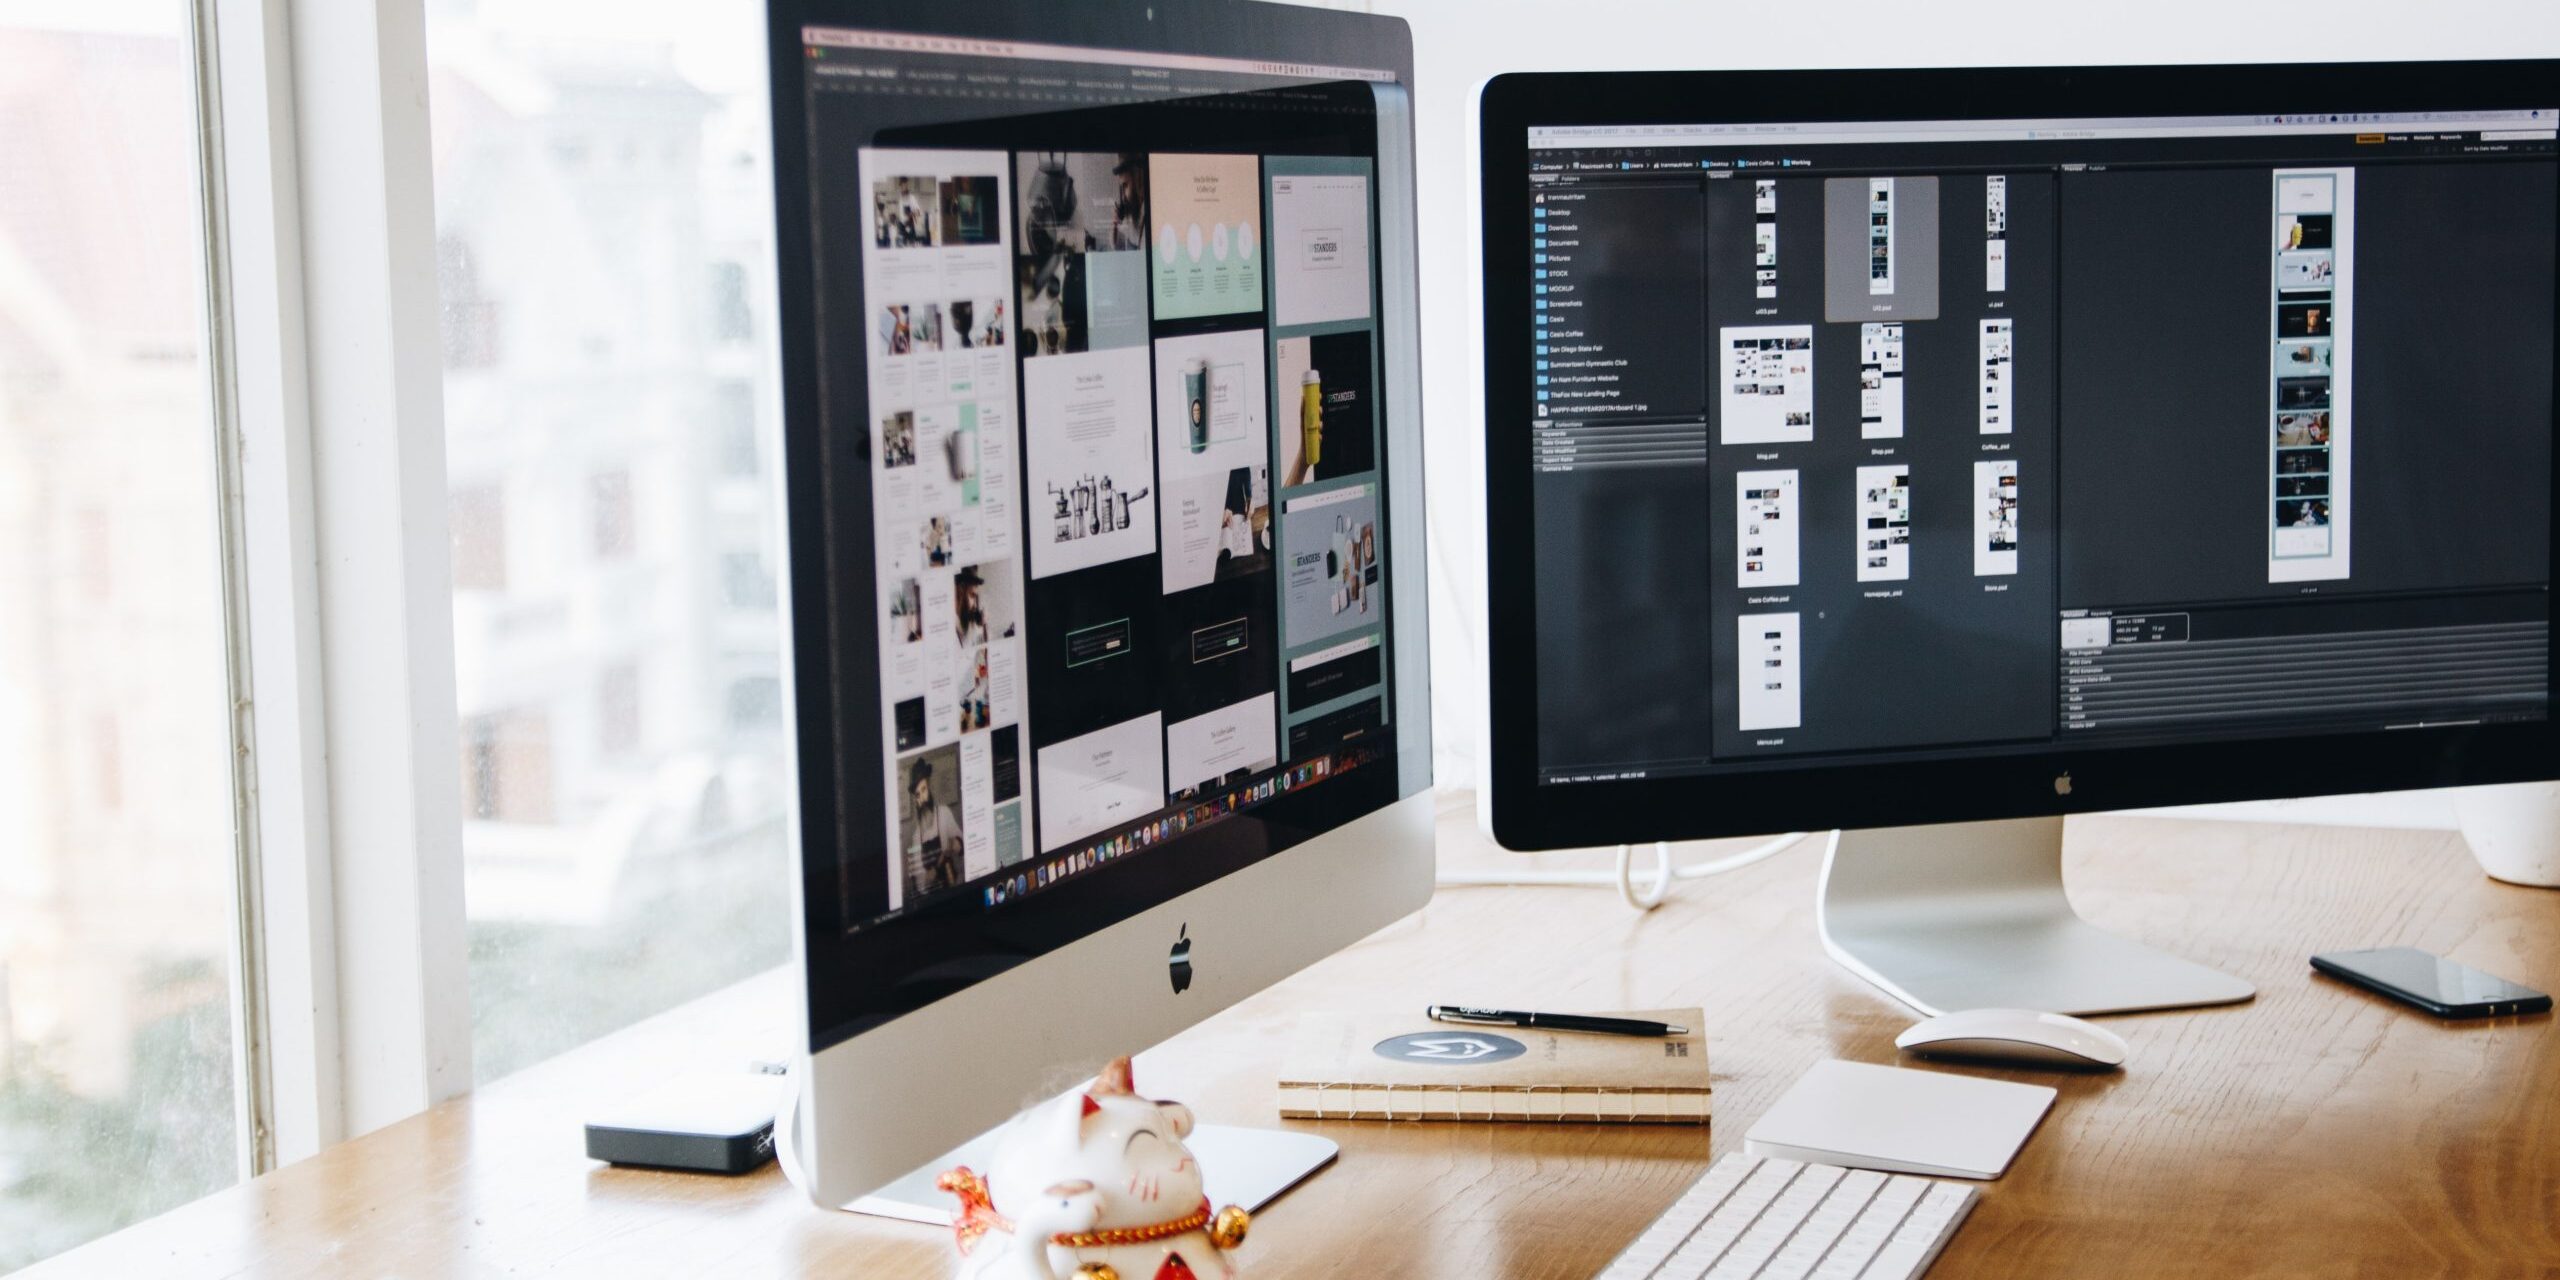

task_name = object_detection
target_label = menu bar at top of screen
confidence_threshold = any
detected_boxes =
[1529,109,2558,149]
[804,26,1398,84]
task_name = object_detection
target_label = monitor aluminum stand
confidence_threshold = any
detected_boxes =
[1817,816,2256,1016]
[836,1110,1337,1226]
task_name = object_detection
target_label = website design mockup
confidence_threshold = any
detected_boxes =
[855,146,1390,920]
[1699,173,2036,739]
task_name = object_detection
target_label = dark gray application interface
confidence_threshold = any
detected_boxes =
[1525,111,2560,784]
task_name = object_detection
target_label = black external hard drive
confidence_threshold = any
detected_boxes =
[584,1070,789,1175]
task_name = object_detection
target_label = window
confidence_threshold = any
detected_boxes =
[721,551,776,610]
[461,709,554,824]
[0,10,243,1270]
[727,675,783,734]
[590,470,634,561]
[92,714,124,813]
[711,261,753,343]
[597,663,641,755]
[437,236,499,368]
[428,5,793,1085]
[714,380,759,478]
[75,506,113,601]
[450,483,508,590]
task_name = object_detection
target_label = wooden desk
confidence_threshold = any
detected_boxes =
[29,797,2560,1277]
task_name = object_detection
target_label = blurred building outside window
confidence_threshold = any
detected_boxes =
[425,0,794,1084]
[0,5,244,1270]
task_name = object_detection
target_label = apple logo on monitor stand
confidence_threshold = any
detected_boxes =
[1169,924,1194,995]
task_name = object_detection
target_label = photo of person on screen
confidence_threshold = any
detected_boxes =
[902,756,964,896]
[1111,153,1148,250]
[954,566,987,647]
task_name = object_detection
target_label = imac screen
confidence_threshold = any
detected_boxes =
[785,25,1408,1045]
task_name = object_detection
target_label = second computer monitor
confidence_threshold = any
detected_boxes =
[1481,63,2560,850]
[1479,62,2557,1016]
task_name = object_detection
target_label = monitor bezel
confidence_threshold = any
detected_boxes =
[769,0,1426,1052]
[1479,60,2560,851]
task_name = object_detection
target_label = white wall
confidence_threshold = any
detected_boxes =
[1343,0,2558,829]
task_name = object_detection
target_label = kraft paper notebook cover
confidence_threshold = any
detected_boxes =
[1276,1009,1710,1124]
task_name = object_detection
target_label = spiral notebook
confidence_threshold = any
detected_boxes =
[1276,1009,1710,1124]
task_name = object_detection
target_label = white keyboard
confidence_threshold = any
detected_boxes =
[1596,1153,1977,1280]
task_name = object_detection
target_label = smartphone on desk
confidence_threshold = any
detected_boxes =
[2312,947,2552,1018]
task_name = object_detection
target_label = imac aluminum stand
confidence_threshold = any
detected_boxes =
[843,1120,1336,1225]
[1817,817,2255,1017]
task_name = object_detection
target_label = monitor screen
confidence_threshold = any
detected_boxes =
[779,22,1412,1048]
[1513,105,2558,786]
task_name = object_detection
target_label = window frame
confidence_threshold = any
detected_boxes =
[196,0,474,1170]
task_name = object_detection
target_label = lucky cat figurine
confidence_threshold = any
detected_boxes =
[941,1057,1250,1280]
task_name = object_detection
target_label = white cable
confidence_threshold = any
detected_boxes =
[1616,841,1674,910]
[773,1068,809,1195]
[1437,832,1815,913]
[1659,832,1816,881]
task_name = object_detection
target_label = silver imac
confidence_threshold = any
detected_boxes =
[765,1,1431,1212]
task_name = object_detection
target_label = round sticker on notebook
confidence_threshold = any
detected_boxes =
[1371,1032,1526,1064]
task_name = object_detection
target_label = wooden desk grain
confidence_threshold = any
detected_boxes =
[27,797,2560,1277]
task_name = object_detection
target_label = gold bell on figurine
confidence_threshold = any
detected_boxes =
[1207,1204,1251,1251]
[1070,1266,1119,1280]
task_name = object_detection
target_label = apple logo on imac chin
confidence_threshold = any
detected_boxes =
[1169,924,1195,995]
